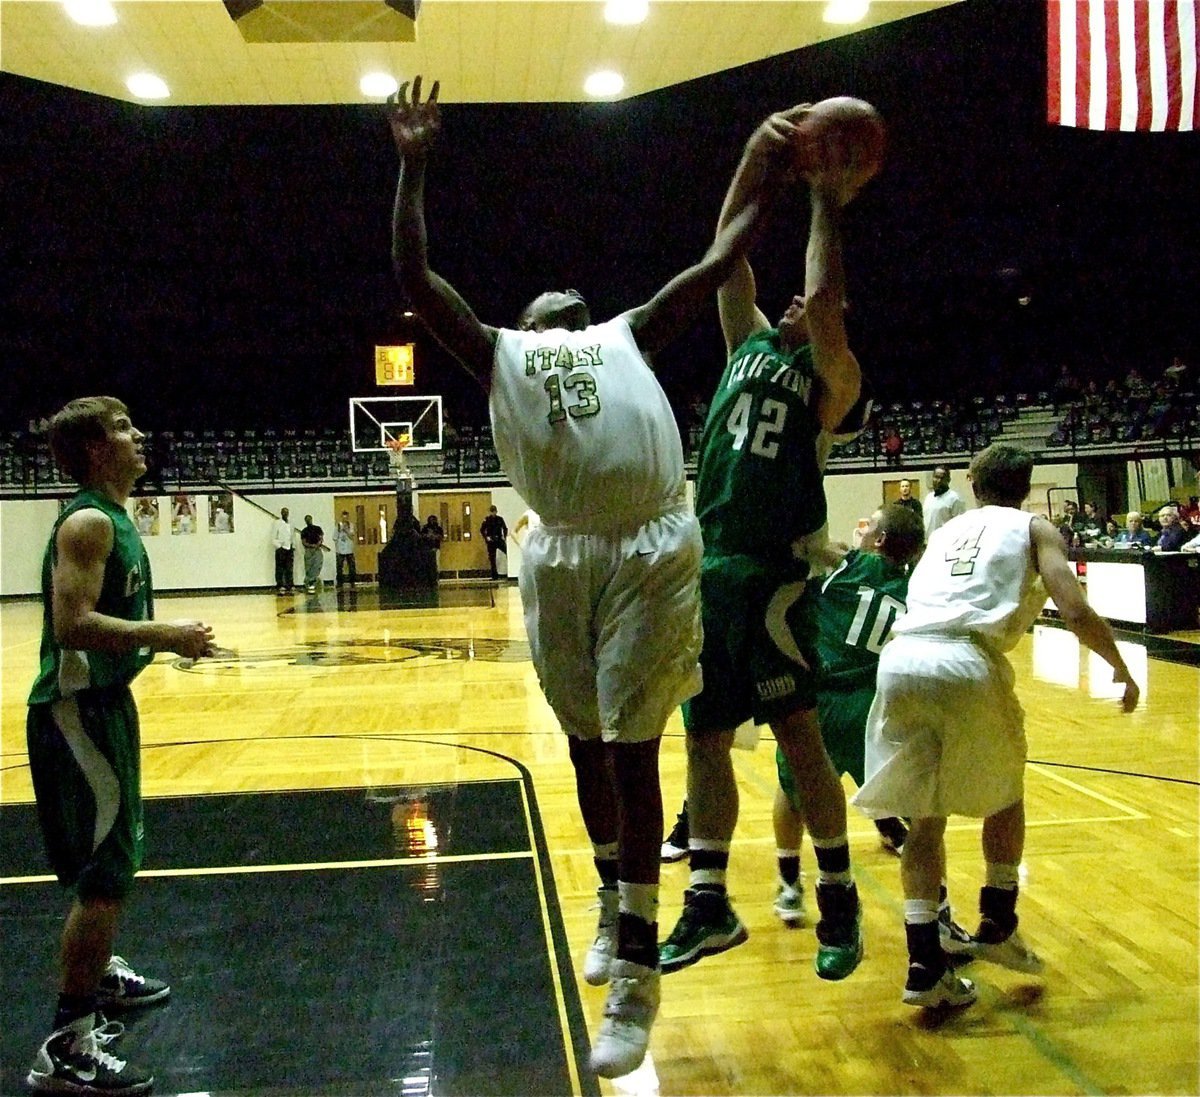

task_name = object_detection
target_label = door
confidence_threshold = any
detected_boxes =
[418,491,492,577]
[335,493,396,580]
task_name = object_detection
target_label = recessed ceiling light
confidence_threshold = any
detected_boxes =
[604,0,648,25]
[63,0,117,26]
[823,0,870,23]
[127,73,169,100]
[584,70,624,98]
[360,72,399,98]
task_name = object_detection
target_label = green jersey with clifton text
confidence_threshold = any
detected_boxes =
[694,329,825,558]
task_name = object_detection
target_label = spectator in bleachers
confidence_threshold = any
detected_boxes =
[1115,511,1153,548]
[882,426,903,467]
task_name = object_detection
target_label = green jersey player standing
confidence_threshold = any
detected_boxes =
[25,397,216,1097]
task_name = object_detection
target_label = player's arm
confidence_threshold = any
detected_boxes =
[388,78,498,390]
[52,511,214,659]
[804,177,862,432]
[623,183,780,359]
[715,107,807,355]
[1030,516,1139,711]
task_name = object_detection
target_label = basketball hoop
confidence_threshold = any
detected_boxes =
[385,435,411,482]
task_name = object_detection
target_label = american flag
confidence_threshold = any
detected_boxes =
[1048,0,1198,130]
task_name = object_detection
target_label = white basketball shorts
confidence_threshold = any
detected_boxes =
[853,634,1027,819]
[518,507,703,744]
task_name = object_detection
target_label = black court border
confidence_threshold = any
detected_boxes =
[0,735,600,1097]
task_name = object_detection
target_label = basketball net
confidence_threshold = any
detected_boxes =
[385,435,412,483]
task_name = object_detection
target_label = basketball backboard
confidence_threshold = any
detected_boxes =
[349,395,443,452]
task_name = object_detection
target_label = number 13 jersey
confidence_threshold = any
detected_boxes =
[693,329,824,558]
[491,317,686,526]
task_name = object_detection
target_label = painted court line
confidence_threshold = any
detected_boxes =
[0,849,533,886]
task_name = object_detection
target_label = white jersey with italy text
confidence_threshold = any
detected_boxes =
[490,317,686,526]
[892,504,1045,652]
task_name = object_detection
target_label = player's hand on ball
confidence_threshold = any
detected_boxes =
[791,97,886,204]
[386,75,441,157]
[748,104,812,173]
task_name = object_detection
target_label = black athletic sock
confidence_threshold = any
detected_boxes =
[616,912,660,969]
[594,858,619,889]
[54,993,97,1031]
[778,854,801,887]
[904,921,944,977]
[979,885,1019,937]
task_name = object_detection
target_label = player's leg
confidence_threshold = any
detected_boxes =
[975,798,1043,972]
[659,553,750,974]
[566,735,622,990]
[26,694,157,1095]
[900,816,975,1008]
[661,799,689,863]
[773,705,862,979]
[772,755,806,925]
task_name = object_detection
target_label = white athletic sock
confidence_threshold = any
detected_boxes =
[619,881,659,925]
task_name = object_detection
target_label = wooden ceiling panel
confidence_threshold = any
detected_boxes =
[0,1,961,106]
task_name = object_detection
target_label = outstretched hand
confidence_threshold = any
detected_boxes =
[386,75,441,157]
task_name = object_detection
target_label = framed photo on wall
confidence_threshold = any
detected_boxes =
[132,497,160,536]
[171,493,198,535]
[209,491,234,534]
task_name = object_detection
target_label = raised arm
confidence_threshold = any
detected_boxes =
[388,78,498,389]
[1030,516,1139,711]
[715,106,809,355]
[803,177,862,432]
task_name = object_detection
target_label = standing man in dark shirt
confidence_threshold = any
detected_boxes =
[895,478,923,523]
[300,515,328,593]
[480,505,508,580]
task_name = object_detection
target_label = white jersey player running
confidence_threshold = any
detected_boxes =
[386,76,793,1078]
[854,442,1139,1010]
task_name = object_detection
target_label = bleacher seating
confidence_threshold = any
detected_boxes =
[4,379,1197,497]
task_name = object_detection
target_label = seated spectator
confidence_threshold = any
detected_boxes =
[1115,511,1153,548]
[1098,519,1122,547]
[1077,501,1103,542]
[1180,528,1200,553]
[1164,355,1188,389]
[1154,505,1189,551]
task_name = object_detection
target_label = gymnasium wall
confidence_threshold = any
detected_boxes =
[2,465,1089,599]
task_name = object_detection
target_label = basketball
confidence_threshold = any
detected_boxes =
[792,96,886,192]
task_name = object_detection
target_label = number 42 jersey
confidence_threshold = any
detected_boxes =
[491,317,687,526]
[694,328,825,559]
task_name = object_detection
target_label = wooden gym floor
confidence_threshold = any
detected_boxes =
[1,584,1196,1096]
